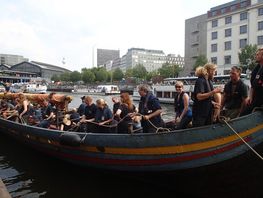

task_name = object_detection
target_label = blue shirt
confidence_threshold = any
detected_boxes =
[95,107,113,123]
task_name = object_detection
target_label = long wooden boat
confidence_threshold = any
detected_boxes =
[0,109,263,172]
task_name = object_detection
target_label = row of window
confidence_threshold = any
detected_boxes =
[212,8,263,28]
[211,21,263,40]
[210,56,231,65]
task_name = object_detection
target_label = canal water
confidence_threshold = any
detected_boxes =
[0,93,183,198]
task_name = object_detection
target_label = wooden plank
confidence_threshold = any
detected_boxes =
[0,179,11,198]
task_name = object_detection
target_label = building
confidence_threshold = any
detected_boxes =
[184,14,207,76]
[0,64,11,70]
[0,54,29,66]
[97,49,120,67]
[124,48,167,72]
[166,54,185,68]
[207,0,263,74]
[11,61,71,80]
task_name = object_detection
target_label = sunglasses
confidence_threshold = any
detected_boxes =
[175,86,182,88]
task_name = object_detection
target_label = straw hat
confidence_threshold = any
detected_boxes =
[63,114,71,126]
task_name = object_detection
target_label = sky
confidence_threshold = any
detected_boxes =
[0,0,231,71]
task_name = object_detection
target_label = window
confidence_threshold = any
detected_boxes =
[211,44,217,52]
[211,57,217,64]
[212,11,217,17]
[224,56,231,64]
[259,21,263,30]
[212,20,218,28]
[240,1,247,8]
[258,36,263,45]
[221,7,227,14]
[240,12,247,20]
[240,38,247,48]
[212,31,218,40]
[225,16,232,24]
[225,28,232,37]
[230,5,236,11]
[240,25,247,34]
[225,41,231,50]
[258,8,263,16]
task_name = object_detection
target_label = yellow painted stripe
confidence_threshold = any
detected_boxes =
[79,124,263,155]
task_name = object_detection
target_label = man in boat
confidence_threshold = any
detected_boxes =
[80,96,97,132]
[37,100,55,128]
[77,96,86,116]
[138,84,163,133]
[192,64,222,127]
[0,99,16,119]
[241,48,263,115]
[221,66,248,119]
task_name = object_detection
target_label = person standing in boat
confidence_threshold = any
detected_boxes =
[80,96,97,132]
[115,92,139,133]
[17,93,32,123]
[192,64,222,127]
[221,66,248,119]
[138,84,163,133]
[241,48,263,115]
[174,81,192,129]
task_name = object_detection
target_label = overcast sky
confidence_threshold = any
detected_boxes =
[0,0,230,71]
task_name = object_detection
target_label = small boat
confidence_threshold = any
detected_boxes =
[74,85,120,95]
[0,93,263,172]
[10,83,47,94]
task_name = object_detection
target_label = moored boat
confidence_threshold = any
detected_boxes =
[0,100,263,172]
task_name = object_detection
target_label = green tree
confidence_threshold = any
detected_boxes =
[132,64,147,79]
[60,72,71,82]
[51,74,60,82]
[158,62,181,78]
[70,71,81,82]
[125,68,133,78]
[94,67,108,82]
[193,55,208,69]
[238,44,258,71]
[112,68,124,81]
[82,69,95,83]
[146,70,159,81]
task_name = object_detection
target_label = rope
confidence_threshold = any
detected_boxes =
[220,116,263,161]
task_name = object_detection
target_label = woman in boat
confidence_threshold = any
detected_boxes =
[174,81,192,129]
[112,96,121,115]
[17,93,32,122]
[94,99,113,125]
[60,114,73,131]
[37,100,55,128]
[81,96,97,122]
[115,93,139,133]
[77,96,86,116]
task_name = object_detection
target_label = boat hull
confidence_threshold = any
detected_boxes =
[0,111,263,172]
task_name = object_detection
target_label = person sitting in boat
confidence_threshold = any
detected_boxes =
[192,64,222,127]
[241,48,263,116]
[70,108,81,124]
[174,81,192,129]
[77,96,86,116]
[112,96,121,115]
[80,96,97,132]
[138,84,164,133]
[37,100,55,128]
[31,104,42,124]
[115,93,140,133]
[0,99,16,120]
[17,93,32,123]
[221,66,248,119]
[60,114,73,131]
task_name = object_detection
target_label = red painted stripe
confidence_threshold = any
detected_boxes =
[44,137,252,166]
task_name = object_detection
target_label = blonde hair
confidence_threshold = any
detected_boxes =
[195,66,207,77]
[175,81,184,87]
[85,96,92,103]
[96,98,107,107]
[204,63,217,71]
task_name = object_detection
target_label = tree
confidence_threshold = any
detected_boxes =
[238,44,258,71]
[146,70,159,81]
[94,67,108,82]
[60,72,71,82]
[51,74,60,82]
[82,69,95,83]
[70,71,81,82]
[132,64,147,79]
[125,68,133,78]
[158,62,181,78]
[193,55,208,69]
[112,68,124,81]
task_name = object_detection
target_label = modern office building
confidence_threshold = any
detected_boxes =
[0,54,29,66]
[97,49,120,67]
[166,54,185,68]
[184,14,207,76]
[207,0,263,74]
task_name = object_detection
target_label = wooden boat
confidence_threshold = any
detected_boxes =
[0,106,263,172]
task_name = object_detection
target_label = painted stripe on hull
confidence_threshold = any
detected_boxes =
[43,137,251,166]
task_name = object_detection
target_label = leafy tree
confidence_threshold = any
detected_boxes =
[51,74,60,82]
[112,68,124,81]
[132,64,147,79]
[70,71,81,82]
[82,69,95,83]
[193,55,208,69]
[158,62,181,78]
[238,44,258,71]
[146,70,159,81]
[94,67,108,82]
[60,72,71,82]
[125,68,133,78]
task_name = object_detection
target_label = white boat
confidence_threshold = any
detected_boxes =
[74,85,120,95]
[132,74,250,104]
[10,83,47,94]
